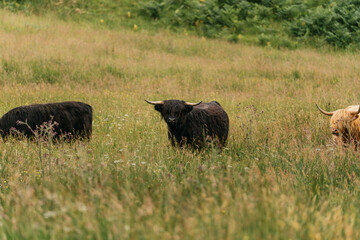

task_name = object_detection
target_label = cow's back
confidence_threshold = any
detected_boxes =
[0,101,92,139]
[188,101,229,145]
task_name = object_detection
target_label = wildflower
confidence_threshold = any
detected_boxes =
[44,211,57,219]
[100,19,104,23]
[267,41,271,47]
[237,34,243,40]
[201,37,206,41]
[200,0,205,3]
[114,160,123,164]
[127,11,131,18]
[55,0,63,6]
[133,24,138,31]
[77,203,87,213]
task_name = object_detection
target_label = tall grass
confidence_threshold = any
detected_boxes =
[1,9,360,239]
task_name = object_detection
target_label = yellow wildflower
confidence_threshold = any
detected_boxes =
[134,24,138,31]
[100,19,104,23]
[127,11,131,18]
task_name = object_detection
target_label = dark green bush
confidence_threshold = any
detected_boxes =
[289,0,360,48]
[2,0,360,49]
[139,0,360,49]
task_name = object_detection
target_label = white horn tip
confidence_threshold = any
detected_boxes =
[145,100,164,105]
[185,101,202,106]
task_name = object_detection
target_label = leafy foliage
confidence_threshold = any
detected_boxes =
[2,0,360,49]
[290,0,360,48]
[138,0,310,47]
[139,0,360,49]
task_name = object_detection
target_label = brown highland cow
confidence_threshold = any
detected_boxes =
[316,104,360,145]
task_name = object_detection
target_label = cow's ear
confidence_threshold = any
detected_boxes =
[350,114,359,121]
[184,105,193,113]
[155,104,163,112]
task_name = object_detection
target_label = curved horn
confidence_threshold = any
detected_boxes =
[184,101,202,106]
[349,105,360,115]
[145,100,164,105]
[316,104,334,116]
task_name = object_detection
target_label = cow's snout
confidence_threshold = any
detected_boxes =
[168,117,176,123]
[332,129,339,136]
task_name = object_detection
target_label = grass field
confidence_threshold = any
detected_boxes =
[1,9,360,239]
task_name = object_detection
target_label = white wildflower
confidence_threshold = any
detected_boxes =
[77,203,87,213]
[44,211,57,219]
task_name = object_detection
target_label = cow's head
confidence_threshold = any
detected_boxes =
[316,104,360,144]
[145,100,202,127]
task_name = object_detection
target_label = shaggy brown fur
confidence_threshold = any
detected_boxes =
[317,104,360,145]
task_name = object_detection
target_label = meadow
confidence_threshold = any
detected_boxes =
[1,8,360,239]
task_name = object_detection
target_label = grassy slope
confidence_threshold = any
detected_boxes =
[1,9,360,239]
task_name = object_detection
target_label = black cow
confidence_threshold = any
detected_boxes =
[0,101,92,140]
[145,99,229,148]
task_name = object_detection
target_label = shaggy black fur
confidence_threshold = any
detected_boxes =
[151,100,229,148]
[0,101,92,140]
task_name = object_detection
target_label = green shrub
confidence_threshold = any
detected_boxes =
[289,0,360,48]
[2,0,360,49]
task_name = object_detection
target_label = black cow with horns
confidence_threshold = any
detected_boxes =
[145,99,229,148]
[0,101,92,140]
